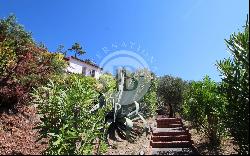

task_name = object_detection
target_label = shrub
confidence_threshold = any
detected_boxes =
[32,74,111,155]
[216,17,249,154]
[182,76,227,144]
[98,73,116,94]
[140,73,158,117]
[0,15,67,108]
[97,73,116,113]
[157,75,185,117]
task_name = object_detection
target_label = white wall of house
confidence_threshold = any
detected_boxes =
[66,58,102,79]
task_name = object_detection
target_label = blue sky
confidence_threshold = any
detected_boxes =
[0,0,248,81]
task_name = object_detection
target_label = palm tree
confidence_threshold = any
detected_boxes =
[68,42,86,58]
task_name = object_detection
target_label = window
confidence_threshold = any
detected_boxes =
[82,67,87,75]
[91,70,95,77]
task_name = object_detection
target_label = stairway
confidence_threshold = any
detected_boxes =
[149,116,199,155]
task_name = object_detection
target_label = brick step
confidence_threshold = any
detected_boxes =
[151,135,192,142]
[151,148,195,155]
[157,115,168,118]
[152,130,189,136]
[150,141,192,148]
[156,120,183,125]
[154,127,189,131]
[157,123,184,128]
[153,127,188,134]
[156,118,182,122]
[157,121,183,125]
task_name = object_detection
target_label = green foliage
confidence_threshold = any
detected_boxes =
[140,73,158,117]
[32,74,111,155]
[68,42,85,58]
[98,73,116,92]
[157,75,185,117]
[98,74,116,113]
[0,15,68,107]
[56,44,67,56]
[0,14,33,45]
[216,17,249,154]
[0,15,32,77]
[183,76,227,144]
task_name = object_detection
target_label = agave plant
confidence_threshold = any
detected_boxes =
[90,68,152,142]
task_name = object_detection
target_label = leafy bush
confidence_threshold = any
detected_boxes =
[98,73,116,112]
[32,74,111,155]
[0,15,67,108]
[216,17,249,154]
[157,75,185,117]
[98,73,116,94]
[140,73,158,117]
[182,76,227,144]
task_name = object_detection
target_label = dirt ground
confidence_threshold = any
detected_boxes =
[183,120,239,155]
[0,105,48,155]
[104,117,156,155]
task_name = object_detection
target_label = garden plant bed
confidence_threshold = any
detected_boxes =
[0,107,240,155]
[183,121,239,155]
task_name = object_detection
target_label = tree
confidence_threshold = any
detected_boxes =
[157,75,185,117]
[0,15,67,108]
[68,42,85,58]
[216,16,249,154]
[56,44,67,56]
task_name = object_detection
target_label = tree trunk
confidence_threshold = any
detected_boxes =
[169,103,174,118]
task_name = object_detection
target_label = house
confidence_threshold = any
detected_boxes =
[64,56,102,79]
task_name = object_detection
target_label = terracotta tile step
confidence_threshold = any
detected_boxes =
[150,140,193,148]
[151,135,192,142]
